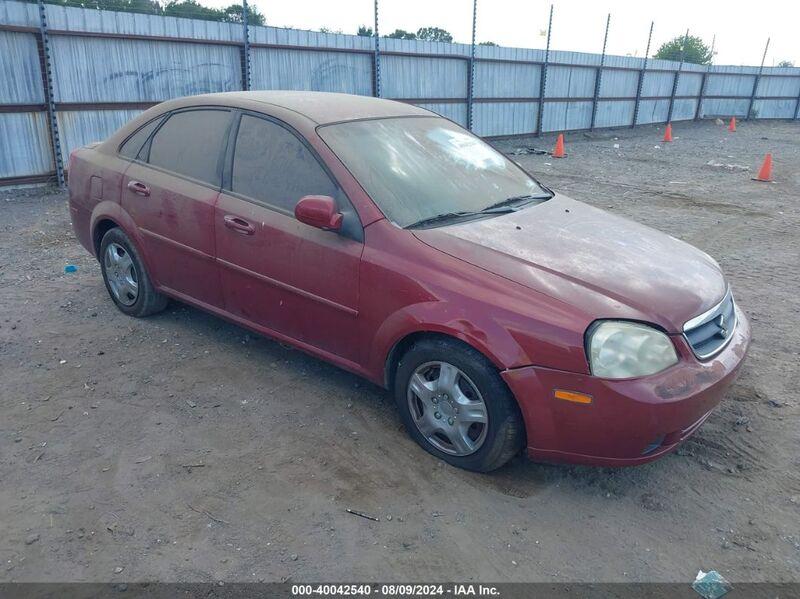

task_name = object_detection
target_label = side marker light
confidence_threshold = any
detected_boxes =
[554,389,593,404]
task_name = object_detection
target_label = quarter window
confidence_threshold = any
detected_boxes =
[231,114,338,212]
[119,117,162,160]
[147,109,231,186]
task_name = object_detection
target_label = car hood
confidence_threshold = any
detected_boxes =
[413,193,727,333]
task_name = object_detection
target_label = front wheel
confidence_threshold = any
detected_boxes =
[393,338,525,472]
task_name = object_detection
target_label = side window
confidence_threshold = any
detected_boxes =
[147,109,231,186]
[118,116,162,160]
[231,114,338,212]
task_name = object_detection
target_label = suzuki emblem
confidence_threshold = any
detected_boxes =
[716,314,728,338]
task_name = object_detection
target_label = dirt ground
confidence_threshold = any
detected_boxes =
[1,119,798,584]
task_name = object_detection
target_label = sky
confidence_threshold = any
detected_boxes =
[203,0,799,67]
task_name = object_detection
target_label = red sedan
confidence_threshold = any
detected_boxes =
[68,91,750,471]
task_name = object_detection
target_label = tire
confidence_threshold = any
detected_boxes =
[99,227,168,317]
[393,337,525,472]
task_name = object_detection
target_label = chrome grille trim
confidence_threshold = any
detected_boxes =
[683,287,737,360]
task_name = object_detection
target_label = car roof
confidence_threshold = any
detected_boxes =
[181,91,434,125]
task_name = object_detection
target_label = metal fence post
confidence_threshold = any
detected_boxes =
[535,4,553,136]
[467,0,477,131]
[241,0,251,90]
[694,34,714,120]
[590,13,610,130]
[36,0,64,187]
[794,84,800,120]
[631,21,653,128]
[373,0,381,98]
[747,37,769,120]
[666,29,689,124]
[694,72,707,121]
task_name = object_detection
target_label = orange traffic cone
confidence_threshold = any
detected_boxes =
[663,123,673,142]
[752,153,773,182]
[552,133,566,158]
[728,117,736,132]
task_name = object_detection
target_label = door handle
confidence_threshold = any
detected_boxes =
[223,215,255,235]
[127,180,150,197]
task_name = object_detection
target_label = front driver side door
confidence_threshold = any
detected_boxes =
[215,112,363,364]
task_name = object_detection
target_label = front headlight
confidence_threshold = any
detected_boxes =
[587,321,678,379]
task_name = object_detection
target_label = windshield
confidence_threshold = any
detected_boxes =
[318,116,550,228]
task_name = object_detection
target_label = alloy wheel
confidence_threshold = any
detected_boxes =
[406,361,489,456]
[104,242,139,306]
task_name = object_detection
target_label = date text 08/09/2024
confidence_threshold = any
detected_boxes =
[291,584,501,597]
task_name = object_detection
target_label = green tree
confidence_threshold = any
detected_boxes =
[654,34,713,65]
[319,26,343,34]
[56,0,161,14]
[777,60,794,68]
[33,0,267,23]
[478,41,497,46]
[387,28,416,40]
[163,0,222,21]
[222,3,265,26]
[416,26,453,43]
[356,25,373,36]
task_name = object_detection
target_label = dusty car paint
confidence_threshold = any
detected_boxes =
[414,193,727,334]
[68,91,751,466]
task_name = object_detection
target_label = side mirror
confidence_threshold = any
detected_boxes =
[295,195,343,232]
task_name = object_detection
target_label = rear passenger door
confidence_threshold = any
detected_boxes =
[215,112,363,363]
[121,108,233,308]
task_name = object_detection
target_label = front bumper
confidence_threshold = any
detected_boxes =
[502,306,751,467]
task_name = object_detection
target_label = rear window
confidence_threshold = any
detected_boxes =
[147,109,231,186]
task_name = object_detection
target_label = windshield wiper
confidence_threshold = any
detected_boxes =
[482,192,553,212]
[405,209,506,229]
[405,192,553,229]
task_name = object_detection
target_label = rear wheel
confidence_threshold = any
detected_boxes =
[99,228,167,317]
[393,337,525,472]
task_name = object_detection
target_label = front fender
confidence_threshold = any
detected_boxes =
[366,299,540,386]
[360,220,592,385]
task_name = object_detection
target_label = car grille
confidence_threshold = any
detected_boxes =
[683,288,737,359]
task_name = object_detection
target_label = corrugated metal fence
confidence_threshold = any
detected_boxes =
[2,0,799,184]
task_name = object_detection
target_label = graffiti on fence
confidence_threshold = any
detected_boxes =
[309,59,368,93]
[104,62,238,98]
